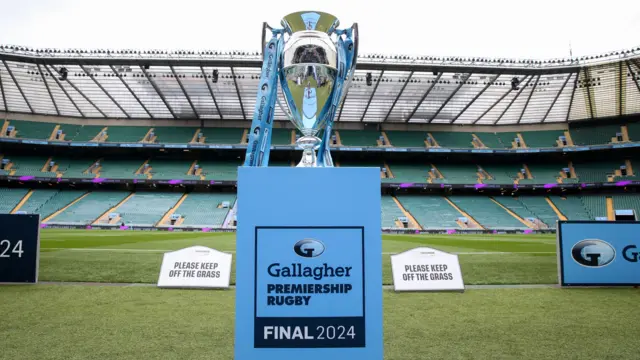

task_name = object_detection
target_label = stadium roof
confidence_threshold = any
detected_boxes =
[1,45,640,125]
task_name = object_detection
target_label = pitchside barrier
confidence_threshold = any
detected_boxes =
[557,221,640,286]
[0,214,40,284]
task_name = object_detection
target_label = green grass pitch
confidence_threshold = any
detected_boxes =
[2,229,639,359]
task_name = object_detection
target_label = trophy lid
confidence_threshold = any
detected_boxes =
[281,11,340,35]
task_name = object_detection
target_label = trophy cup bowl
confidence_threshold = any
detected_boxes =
[280,12,340,167]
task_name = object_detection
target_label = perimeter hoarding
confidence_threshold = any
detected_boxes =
[557,221,640,286]
[235,167,383,360]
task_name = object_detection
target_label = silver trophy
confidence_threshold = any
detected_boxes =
[278,11,356,167]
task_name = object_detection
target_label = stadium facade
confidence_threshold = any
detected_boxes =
[1,45,640,233]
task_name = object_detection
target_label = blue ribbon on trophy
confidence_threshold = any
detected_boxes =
[243,12,358,167]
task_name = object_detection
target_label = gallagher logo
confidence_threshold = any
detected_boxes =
[571,239,616,267]
[293,239,325,258]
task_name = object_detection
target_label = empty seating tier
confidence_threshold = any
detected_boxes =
[271,129,293,145]
[381,196,404,228]
[148,160,194,180]
[0,188,29,213]
[9,156,51,177]
[432,164,479,184]
[202,128,244,144]
[520,130,564,148]
[37,190,86,220]
[51,191,131,225]
[11,120,56,139]
[385,131,426,147]
[429,132,473,148]
[570,124,621,145]
[549,196,591,220]
[448,196,525,229]
[516,196,559,228]
[104,126,149,143]
[151,127,198,143]
[175,193,236,227]
[397,195,460,229]
[338,130,381,147]
[18,189,60,214]
[199,161,240,181]
[115,192,182,226]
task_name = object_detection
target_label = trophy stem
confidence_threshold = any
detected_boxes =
[296,136,321,167]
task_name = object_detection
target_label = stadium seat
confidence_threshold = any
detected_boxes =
[51,191,131,225]
[174,193,236,227]
[396,195,460,229]
[447,196,526,229]
[338,130,381,147]
[520,130,564,148]
[570,124,621,145]
[0,188,29,213]
[381,196,405,228]
[549,195,592,220]
[11,120,57,140]
[113,192,182,226]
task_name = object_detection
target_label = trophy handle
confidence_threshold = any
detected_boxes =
[261,22,270,58]
[351,23,359,68]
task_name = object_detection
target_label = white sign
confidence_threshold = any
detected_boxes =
[157,246,232,289]
[390,247,464,292]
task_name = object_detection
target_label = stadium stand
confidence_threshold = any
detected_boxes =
[202,128,244,144]
[385,131,426,147]
[35,190,87,220]
[70,125,106,141]
[626,122,640,142]
[9,156,51,177]
[396,195,460,229]
[98,158,147,179]
[104,126,149,143]
[50,191,131,225]
[108,192,182,226]
[338,130,381,146]
[57,158,98,179]
[11,120,56,140]
[611,194,640,217]
[148,159,194,180]
[199,160,240,181]
[572,161,617,183]
[429,132,473,148]
[580,195,607,219]
[493,196,538,223]
[271,128,293,145]
[473,132,504,148]
[0,188,29,213]
[495,132,520,148]
[432,164,479,184]
[520,130,564,148]
[570,124,621,145]
[549,195,591,220]
[481,164,518,184]
[520,163,563,184]
[448,196,526,229]
[516,196,560,228]
[175,193,236,227]
[380,196,405,228]
[386,163,429,183]
[17,189,59,214]
[151,127,197,143]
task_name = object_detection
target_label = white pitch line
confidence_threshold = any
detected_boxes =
[45,248,554,255]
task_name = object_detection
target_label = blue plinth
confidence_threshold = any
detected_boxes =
[235,167,382,360]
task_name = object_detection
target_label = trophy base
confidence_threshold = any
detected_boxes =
[296,135,320,167]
